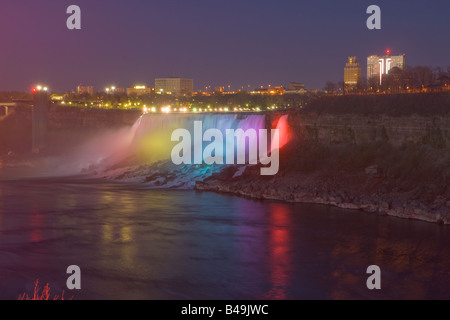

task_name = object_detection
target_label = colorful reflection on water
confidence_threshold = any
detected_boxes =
[0,179,450,299]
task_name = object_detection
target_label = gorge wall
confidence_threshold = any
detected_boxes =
[267,111,450,149]
[0,105,142,156]
[4,104,449,154]
[199,109,450,224]
[47,105,142,129]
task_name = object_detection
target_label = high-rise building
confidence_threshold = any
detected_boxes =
[155,78,194,96]
[367,50,406,86]
[344,57,361,89]
[77,84,94,95]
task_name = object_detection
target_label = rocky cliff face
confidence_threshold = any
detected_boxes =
[196,168,450,224]
[274,112,450,149]
[0,107,32,155]
[48,106,142,129]
[197,111,450,225]
[45,106,142,155]
[0,106,142,156]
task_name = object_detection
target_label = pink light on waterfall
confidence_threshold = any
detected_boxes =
[272,115,292,151]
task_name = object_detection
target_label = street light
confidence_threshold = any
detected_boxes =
[32,85,49,93]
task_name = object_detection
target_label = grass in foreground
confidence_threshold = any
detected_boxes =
[18,279,72,300]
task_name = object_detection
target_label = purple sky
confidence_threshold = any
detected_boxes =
[1,0,449,92]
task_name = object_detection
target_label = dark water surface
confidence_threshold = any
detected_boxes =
[0,177,450,300]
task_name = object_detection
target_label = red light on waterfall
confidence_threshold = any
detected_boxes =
[272,115,292,150]
[386,49,391,55]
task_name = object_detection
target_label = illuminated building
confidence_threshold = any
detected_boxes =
[126,85,154,96]
[77,84,94,95]
[285,82,307,94]
[344,57,361,89]
[268,86,285,95]
[367,50,406,86]
[289,82,305,90]
[251,86,285,95]
[155,78,194,96]
[105,86,125,94]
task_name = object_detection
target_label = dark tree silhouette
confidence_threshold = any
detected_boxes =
[324,81,336,94]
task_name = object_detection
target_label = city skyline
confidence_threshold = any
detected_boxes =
[3,47,447,95]
[1,0,449,92]
[21,49,445,96]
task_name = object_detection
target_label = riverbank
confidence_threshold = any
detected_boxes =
[195,166,450,224]
[195,129,450,224]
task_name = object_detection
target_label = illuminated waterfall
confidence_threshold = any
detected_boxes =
[130,113,267,164]
[37,113,290,188]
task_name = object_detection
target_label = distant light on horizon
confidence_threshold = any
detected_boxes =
[32,85,49,93]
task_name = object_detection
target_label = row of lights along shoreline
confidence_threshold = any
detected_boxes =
[32,84,283,114]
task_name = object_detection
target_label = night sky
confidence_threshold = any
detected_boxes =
[1,0,449,92]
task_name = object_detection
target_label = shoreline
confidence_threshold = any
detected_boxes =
[2,160,449,225]
[196,183,450,225]
[195,168,450,225]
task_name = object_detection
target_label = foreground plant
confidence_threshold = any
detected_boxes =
[18,279,71,300]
